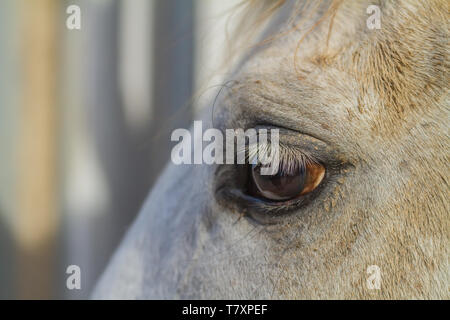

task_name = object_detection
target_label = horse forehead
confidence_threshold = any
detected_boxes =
[236,0,447,137]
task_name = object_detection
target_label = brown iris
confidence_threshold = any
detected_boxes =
[248,162,325,201]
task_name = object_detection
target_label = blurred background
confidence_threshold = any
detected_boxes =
[0,0,244,299]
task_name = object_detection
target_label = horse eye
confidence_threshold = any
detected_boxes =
[248,162,325,201]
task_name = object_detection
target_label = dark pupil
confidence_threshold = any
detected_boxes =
[251,164,306,201]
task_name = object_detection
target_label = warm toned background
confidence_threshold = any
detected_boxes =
[0,0,242,299]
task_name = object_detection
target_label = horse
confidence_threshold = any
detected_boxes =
[93,0,449,299]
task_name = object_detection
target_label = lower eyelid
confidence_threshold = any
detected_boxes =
[216,185,320,225]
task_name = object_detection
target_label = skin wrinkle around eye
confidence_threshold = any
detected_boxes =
[216,58,364,164]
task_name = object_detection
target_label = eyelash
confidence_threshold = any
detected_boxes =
[265,146,318,176]
[243,141,320,173]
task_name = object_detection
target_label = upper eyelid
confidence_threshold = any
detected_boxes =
[219,123,342,169]
[243,133,323,160]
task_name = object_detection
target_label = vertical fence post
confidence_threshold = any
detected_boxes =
[16,0,60,299]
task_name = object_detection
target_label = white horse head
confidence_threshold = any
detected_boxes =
[93,0,449,299]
